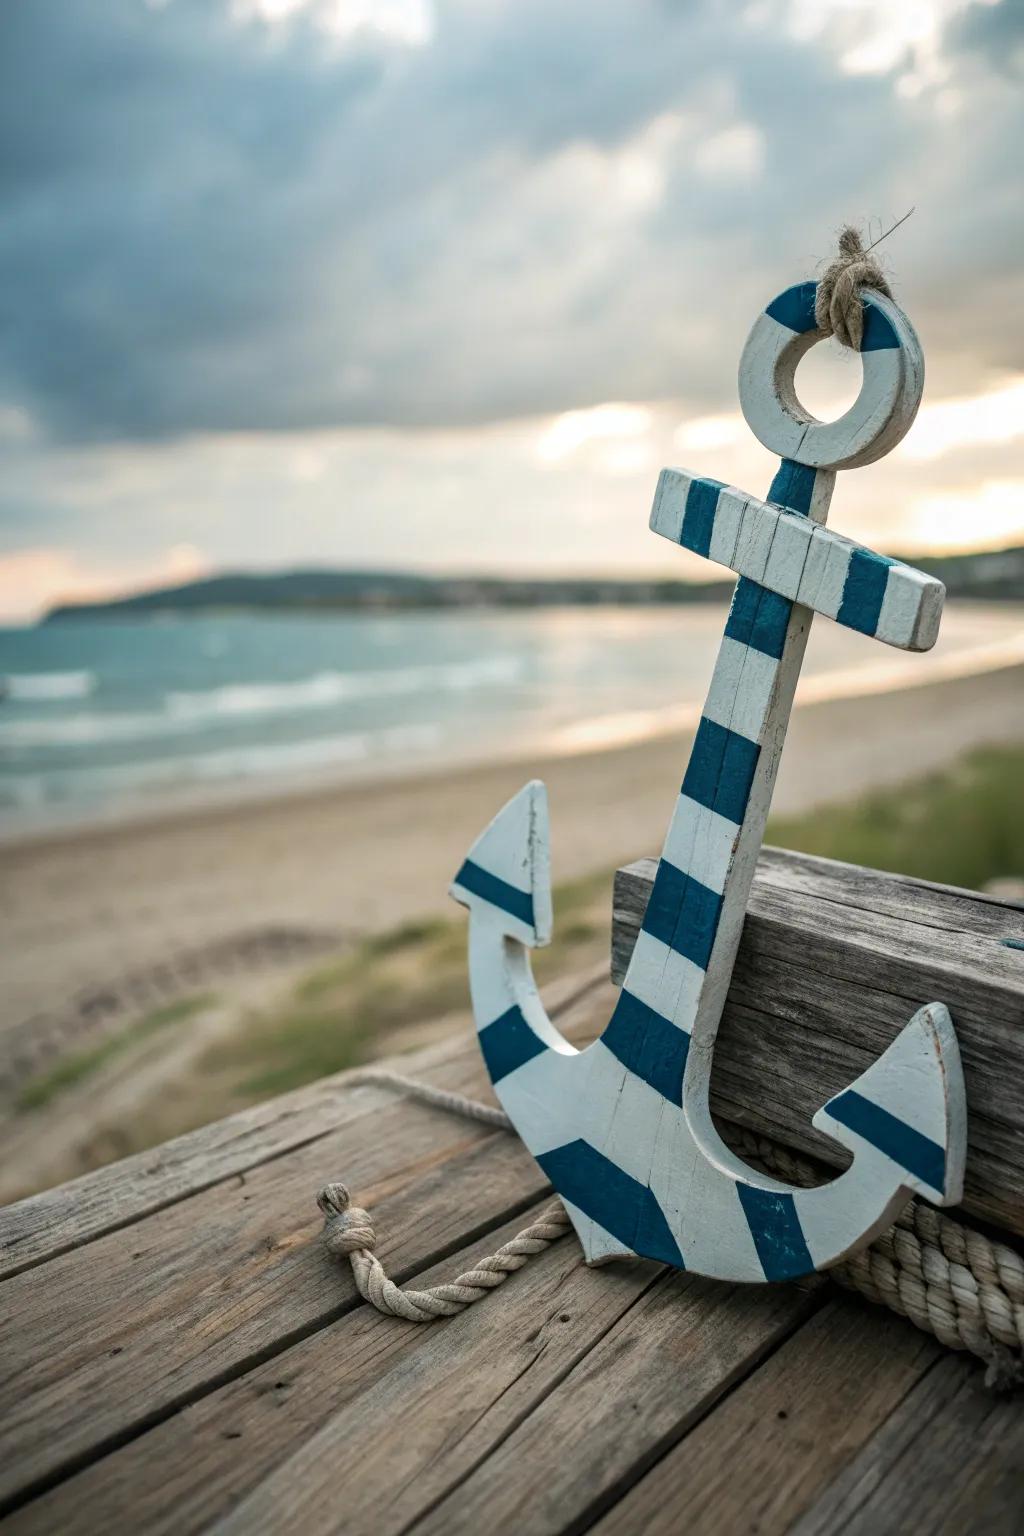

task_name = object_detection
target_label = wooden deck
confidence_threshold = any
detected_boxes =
[1,854,1022,1535]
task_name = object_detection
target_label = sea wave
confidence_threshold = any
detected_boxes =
[0,655,523,749]
[0,723,444,808]
[3,670,96,702]
[165,655,522,721]
[0,710,178,748]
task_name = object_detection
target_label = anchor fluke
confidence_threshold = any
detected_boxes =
[450,780,553,948]
[814,1002,966,1208]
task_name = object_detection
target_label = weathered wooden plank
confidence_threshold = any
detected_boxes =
[0,1073,393,1283]
[0,967,607,1281]
[0,1097,527,1512]
[399,1283,820,1536]
[588,1297,940,1536]
[207,1272,818,1536]
[751,845,1024,938]
[0,977,609,1516]
[790,1351,1024,1535]
[6,1202,652,1536]
[612,849,1024,1238]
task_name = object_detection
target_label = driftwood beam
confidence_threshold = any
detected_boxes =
[611,846,1024,1241]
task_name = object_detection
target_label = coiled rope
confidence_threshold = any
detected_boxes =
[317,1068,1024,1392]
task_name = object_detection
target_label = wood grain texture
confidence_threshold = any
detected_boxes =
[0,1122,523,1513]
[0,976,608,1518]
[588,1297,940,1536]
[404,1277,819,1536]
[789,1350,1024,1536]
[612,847,1024,1238]
[4,1201,647,1536]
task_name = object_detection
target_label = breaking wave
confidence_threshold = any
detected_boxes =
[0,655,522,749]
[3,670,96,702]
[166,654,521,722]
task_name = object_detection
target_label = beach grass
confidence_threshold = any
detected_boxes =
[204,867,611,1098]
[768,743,1023,890]
[16,993,216,1111]
[198,742,1023,1102]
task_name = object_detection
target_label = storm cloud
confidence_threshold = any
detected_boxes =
[2,0,1022,443]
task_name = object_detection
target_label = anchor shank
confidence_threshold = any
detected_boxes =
[614,459,835,1115]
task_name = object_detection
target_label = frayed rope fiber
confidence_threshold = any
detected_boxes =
[317,1069,1024,1393]
[814,225,894,351]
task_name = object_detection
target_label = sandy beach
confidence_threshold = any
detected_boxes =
[3,659,1023,1049]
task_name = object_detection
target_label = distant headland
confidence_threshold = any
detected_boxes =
[42,545,1024,622]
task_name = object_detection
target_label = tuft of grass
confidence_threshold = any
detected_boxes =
[17,993,216,1111]
[767,744,1024,890]
[207,867,615,1099]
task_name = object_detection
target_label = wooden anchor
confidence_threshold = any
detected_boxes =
[451,279,968,1281]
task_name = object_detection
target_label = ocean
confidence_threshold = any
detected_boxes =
[1,602,1022,834]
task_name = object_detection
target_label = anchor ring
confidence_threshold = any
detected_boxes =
[738,280,924,471]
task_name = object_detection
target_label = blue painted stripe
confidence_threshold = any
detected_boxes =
[736,1184,815,1281]
[767,458,817,519]
[837,548,893,636]
[766,281,817,335]
[861,298,899,352]
[827,1088,946,1193]
[680,477,725,559]
[537,1140,685,1267]
[478,1004,546,1083]
[681,716,761,827]
[1001,938,1024,952]
[764,283,897,350]
[641,856,723,971]
[764,284,898,351]
[453,858,534,930]
[725,578,792,661]
[602,988,690,1103]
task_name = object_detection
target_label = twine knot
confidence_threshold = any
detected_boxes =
[317,1182,377,1256]
[815,225,893,351]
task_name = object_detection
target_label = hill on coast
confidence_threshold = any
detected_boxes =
[42,545,1024,622]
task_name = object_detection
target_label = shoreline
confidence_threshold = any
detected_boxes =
[2,659,1023,1042]
[3,616,1023,854]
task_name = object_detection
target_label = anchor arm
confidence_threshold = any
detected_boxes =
[451,780,579,1077]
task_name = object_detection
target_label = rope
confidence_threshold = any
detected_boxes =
[814,225,894,351]
[318,1183,570,1321]
[721,1124,1024,1393]
[317,1068,1024,1391]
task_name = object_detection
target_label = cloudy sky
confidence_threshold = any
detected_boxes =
[1,0,1022,620]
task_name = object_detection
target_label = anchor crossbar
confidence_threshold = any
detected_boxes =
[651,467,943,652]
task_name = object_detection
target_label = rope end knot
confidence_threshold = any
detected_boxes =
[815,223,893,352]
[317,1182,377,1257]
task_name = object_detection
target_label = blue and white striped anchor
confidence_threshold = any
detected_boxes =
[451,280,967,1282]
